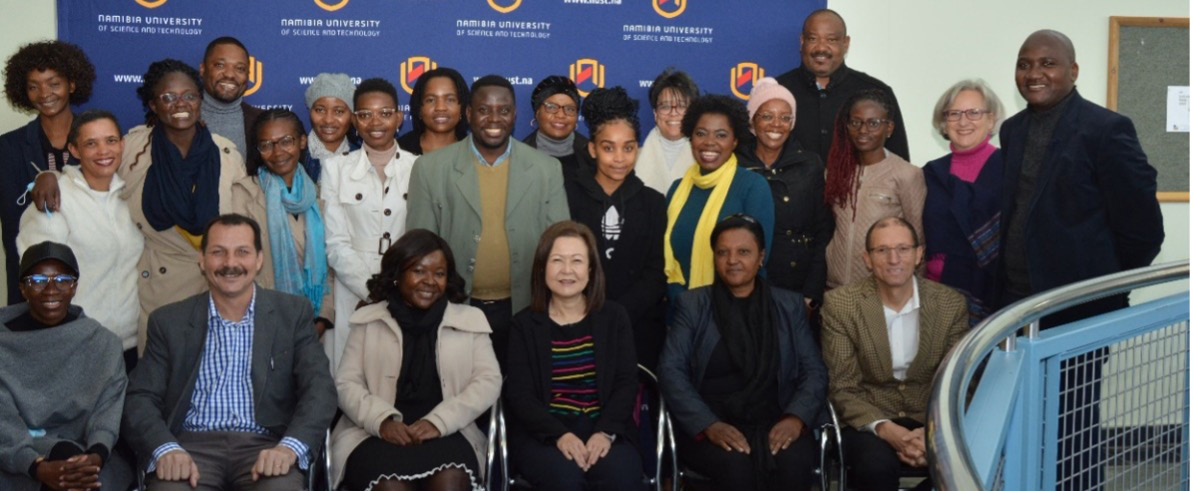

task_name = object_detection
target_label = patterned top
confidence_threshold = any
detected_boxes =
[549,318,601,419]
[150,288,310,470]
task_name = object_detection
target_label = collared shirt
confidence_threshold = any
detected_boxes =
[468,135,513,168]
[150,287,310,470]
[864,278,922,434]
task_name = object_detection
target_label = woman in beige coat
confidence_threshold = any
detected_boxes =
[230,109,334,333]
[331,229,501,491]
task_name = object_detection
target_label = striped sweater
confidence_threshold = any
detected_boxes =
[549,326,601,419]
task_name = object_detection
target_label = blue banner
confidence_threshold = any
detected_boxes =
[58,0,822,139]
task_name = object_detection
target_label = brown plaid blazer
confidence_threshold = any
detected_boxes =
[821,276,968,430]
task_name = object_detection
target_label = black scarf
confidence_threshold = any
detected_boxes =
[712,277,780,480]
[387,293,447,400]
[141,124,222,234]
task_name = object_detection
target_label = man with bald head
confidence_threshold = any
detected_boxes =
[1000,30,1163,319]
[999,29,1163,491]
[776,8,910,163]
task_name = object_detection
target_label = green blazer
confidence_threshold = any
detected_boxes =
[406,138,570,312]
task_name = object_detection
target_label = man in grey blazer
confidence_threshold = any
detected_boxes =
[406,74,570,366]
[122,214,336,490]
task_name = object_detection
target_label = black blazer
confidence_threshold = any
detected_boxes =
[121,288,337,467]
[658,286,827,438]
[999,90,1164,296]
[504,303,639,445]
[738,138,834,304]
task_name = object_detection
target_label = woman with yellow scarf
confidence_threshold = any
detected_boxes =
[664,95,774,301]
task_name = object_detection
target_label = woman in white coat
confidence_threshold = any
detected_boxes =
[322,78,418,371]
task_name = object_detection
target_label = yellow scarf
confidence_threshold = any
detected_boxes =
[663,155,738,288]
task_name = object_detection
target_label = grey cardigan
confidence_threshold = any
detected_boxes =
[0,304,127,490]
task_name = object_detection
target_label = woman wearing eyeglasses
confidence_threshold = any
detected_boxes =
[230,109,334,336]
[322,78,418,372]
[824,89,924,289]
[922,80,1004,325]
[737,78,834,312]
[522,76,590,181]
[28,59,249,351]
[637,68,699,195]
[0,241,129,491]
[17,110,143,366]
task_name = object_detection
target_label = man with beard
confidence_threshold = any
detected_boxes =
[776,9,910,163]
[122,214,336,490]
[406,75,570,366]
[199,37,262,163]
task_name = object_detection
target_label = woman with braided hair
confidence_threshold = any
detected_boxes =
[823,89,924,289]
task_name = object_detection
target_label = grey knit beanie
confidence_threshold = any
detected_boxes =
[304,73,355,111]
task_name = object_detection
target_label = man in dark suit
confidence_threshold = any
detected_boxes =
[1000,30,1164,491]
[1000,29,1164,321]
[821,217,968,491]
[775,9,910,163]
[122,214,336,490]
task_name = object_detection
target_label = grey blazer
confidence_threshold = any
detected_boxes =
[121,287,337,468]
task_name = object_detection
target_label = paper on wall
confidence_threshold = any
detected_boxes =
[1166,86,1189,133]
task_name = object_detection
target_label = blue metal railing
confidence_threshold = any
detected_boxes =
[928,261,1190,490]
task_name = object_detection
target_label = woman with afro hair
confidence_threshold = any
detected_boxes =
[823,89,924,289]
[0,40,95,304]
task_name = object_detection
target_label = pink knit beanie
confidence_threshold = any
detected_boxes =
[746,77,797,128]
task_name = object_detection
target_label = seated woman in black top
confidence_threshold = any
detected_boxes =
[563,87,666,369]
[659,215,828,491]
[504,221,645,490]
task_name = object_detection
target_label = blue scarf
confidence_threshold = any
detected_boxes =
[259,169,328,313]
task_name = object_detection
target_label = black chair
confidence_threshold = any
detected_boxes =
[665,401,844,490]
[818,402,929,491]
[498,364,666,490]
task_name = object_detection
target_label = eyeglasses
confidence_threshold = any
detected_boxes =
[256,135,298,154]
[943,109,991,121]
[22,274,78,290]
[354,108,397,122]
[757,113,795,125]
[158,92,200,105]
[847,118,889,131]
[656,103,688,114]
[541,101,578,116]
[868,245,916,257]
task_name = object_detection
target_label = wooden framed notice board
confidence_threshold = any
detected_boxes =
[1107,16,1190,202]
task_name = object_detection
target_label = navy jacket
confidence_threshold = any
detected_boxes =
[999,90,1164,297]
[0,118,78,305]
[658,286,827,438]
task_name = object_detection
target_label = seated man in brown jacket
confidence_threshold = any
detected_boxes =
[821,216,967,491]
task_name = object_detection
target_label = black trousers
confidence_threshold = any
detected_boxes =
[677,430,816,491]
[840,418,931,491]
[512,436,645,491]
[470,297,512,369]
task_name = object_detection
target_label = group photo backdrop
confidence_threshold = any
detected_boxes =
[58,0,823,139]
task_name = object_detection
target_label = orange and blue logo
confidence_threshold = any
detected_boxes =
[400,57,439,95]
[314,0,349,11]
[729,62,765,100]
[488,0,522,14]
[135,0,167,8]
[652,0,685,19]
[243,57,264,97]
[569,59,605,97]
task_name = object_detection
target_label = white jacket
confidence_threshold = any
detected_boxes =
[321,145,417,369]
[16,166,144,350]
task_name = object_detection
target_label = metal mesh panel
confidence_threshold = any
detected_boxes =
[1050,321,1189,490]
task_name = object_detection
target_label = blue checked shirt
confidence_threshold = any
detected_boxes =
[150,289,310,470]
[469,135,513,168]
